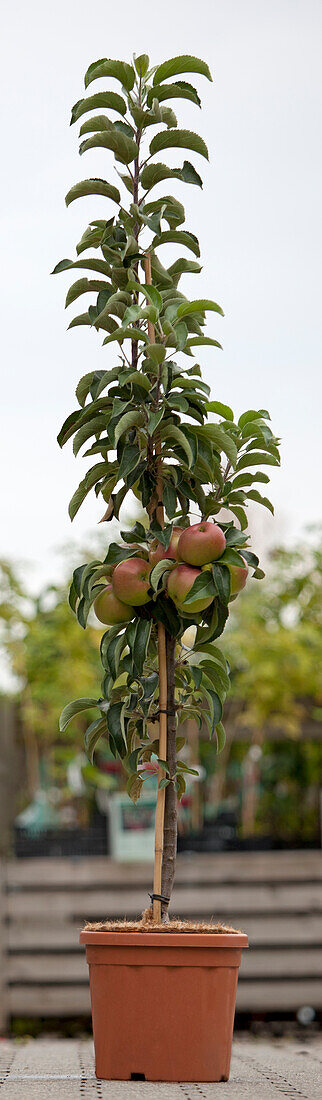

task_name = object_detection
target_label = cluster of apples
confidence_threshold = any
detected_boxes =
[94,521,249,627]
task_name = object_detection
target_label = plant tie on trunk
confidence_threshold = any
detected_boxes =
[148,892,170,905]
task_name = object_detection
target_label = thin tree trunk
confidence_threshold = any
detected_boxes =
[161,633,177,920]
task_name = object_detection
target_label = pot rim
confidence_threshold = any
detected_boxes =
[80,930,248,948]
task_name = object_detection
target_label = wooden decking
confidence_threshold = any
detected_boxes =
[1,851,321,1020]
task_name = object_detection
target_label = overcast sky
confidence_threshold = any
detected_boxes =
[1,0,321,591]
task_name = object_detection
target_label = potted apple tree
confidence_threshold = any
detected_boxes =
[54,52,280,1083]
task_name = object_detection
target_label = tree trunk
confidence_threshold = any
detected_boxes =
[161,633,177,920]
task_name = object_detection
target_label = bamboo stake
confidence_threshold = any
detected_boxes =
[144,252,167,924]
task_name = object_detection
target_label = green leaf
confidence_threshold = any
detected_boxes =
[147,81,201,108]
[84,717,107,762]
[126,773,143,804]
[186,336,222,351]
[75,371,96,406]
[84,58,135,91]
[79,114,117,137]
[246,489,274,514]
[152,229,200,257]
[168,258,202,280]
[125,371,151,392]
[163,481,177,518]
[114,409,144,445]
[161,424,194,467]
[176,761,199,776]
[206,401,234,420]
[147,407,164,436]
[95,290,131,324]
[153,595,181,635]
[106,632,127,680]
[153,54,212,86]
[73,415,107,456]
[238,409,270,428]
[133,282,163,313]
[102,325,149,347]
[106,701,127,756]
[194,603,219,646]
[220,548,247,568]
[242,550,259,569]
[71,91,126,124]
[133,620,152,677]
[183,570,215,606]
[67,312,92,329]
[79,130,138,165]
[197,655,228,690]
[159,106,178,129]
[212,562,231,604]
[120,521,146,544]
[236,452,280,471]
[177,298,224,319]
[223,525,248,547]
[150,128,208,161]
[78,593,101,629]
[198,425,237,467]
[68,462,108,520]
[65,178,120,206]
[91,367,120,398]
[104,543,141,566]
[145,343,166,365]
[149,559,173,592]
[229,505,248,530]
[215,721,226,753]
[59,698,98,732]
[118,443,141,480]
[52,257,111,277]
[141,160,203,193]
[100,624,124,669]
[232,471,270,489]
[134,53,150,77]
[65,278,111,308]
[194,643,227,670]
[175,774,186,799]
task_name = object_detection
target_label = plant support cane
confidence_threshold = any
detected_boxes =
[144,251,168,924]
[55,49,280,1081]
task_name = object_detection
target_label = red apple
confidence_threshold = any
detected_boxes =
[167,564,214,613]
[149,526,183,568]
[228,558,249,596]
[178,521,226,567]
[112,556,151,606]
[94,584,134,625]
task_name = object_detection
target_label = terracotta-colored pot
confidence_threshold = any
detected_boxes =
[80,930,248,1081]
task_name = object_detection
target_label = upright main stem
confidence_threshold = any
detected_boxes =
[161,634,177,921]
[144,252,168,924]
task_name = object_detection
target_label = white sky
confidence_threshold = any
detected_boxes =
[1,0,321,592]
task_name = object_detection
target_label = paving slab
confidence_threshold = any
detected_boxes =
[0,1038,320,1098]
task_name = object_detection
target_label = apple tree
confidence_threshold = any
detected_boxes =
[54,53,280,921]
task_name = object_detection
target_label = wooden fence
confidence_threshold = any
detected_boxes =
[0,850,321,1024]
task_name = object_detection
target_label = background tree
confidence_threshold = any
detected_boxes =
[225,531,322,735]
[54,52,280,921]
[0,563,101,798]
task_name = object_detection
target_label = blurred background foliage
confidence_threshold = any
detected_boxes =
[0,528,321,849]
[225,532,322,734]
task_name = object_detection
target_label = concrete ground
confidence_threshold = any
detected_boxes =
[0,1038,321,1098]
